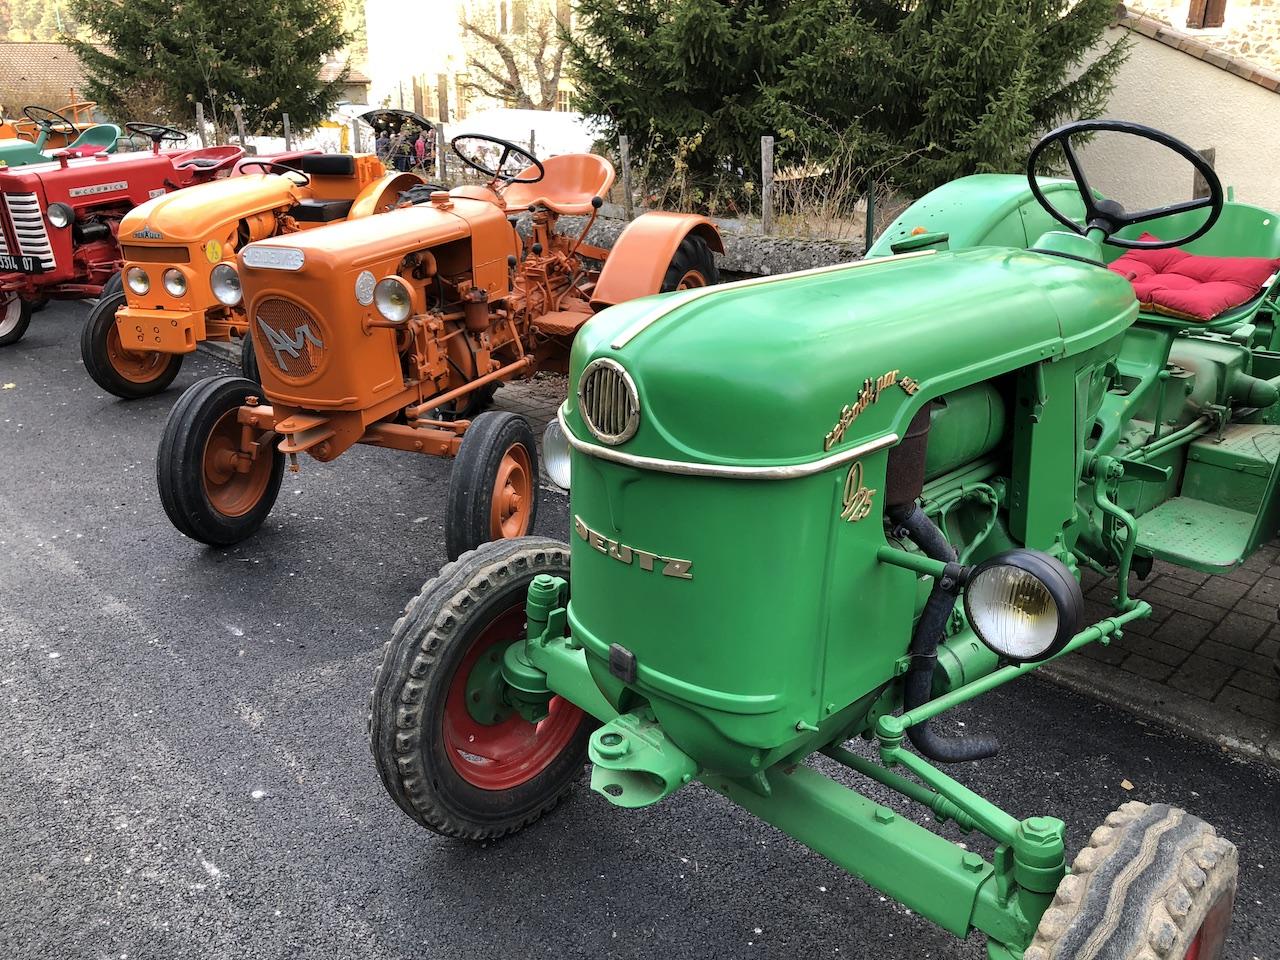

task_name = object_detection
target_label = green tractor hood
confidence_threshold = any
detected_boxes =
[568,246,1138,466]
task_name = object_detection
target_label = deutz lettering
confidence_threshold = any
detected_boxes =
[574,516,693,580]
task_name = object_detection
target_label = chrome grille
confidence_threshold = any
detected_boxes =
[4,193,55,269]
[578,358,639,445]
[255,297,325,380]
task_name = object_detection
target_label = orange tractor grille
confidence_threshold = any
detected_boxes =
[255,297,326,380]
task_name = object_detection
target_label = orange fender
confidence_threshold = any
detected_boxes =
[591,211,724,310]
[348,172,425,218]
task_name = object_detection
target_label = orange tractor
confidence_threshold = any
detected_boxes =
[81,153,425,398]
[156,135,721,556]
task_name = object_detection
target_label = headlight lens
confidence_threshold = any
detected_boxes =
[542,417,571,490]
[126,267,150,295]
[210,263,242,306]
[963,551,1083,663]
[163,268,187,297]
[373,276,413,323]
[47,203,72,228]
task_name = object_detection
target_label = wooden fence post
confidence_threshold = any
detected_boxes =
[350,117,361,153]
[282,113,293,151]
[619,134,633,220]
[194,102,207,147]
[435,122,447,182]
[865,182,876,246]
[761,135,775,235]
[232,105,246,148]
[436,74,450,123]
[530,128,536,157]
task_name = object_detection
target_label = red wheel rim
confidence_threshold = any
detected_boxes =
[202,407,272,517]
[442,603,583,790]
[489,442,533,541]
[1184,883,1235,960]
[675,268,707,290]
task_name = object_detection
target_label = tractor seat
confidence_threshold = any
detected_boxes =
[502,153,616,216]
[171,145,244,170]
[1109,233,1280,323]
[66,124,122,155]
[291,198,354,223]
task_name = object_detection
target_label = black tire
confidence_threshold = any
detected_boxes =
[368,536,591,839]
[1025,801,1237,960]
[81,288,183,399]
[156,375,284,546]
[239,332,260,384]
[0,293,33,347]
[444,411,540,561]
[660,233,719,292]
[29,296,50,313]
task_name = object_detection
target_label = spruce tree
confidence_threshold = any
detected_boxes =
[568,0,1128,197]
[65,0,348,136]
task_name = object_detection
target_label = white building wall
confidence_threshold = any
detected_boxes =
[1079,24,1280,212]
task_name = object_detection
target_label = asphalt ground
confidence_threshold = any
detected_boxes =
[1,301,1278,960]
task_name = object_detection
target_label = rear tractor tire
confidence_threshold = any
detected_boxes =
[1025,801,1237,960]
[368,537,591,839]
[0,292,33,347]
[81,278,183,398]
[444,411,540,561]
[660,233,719,292]
[239,331,260,384]
[156,375,284,546]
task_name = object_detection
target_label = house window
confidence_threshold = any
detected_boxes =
[1187,0,1227,29]
[556,89,573,112]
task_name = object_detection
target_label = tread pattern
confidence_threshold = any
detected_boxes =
[1026,801,1237,960]
[368,537,584,841]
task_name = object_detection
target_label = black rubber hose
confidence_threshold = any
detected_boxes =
[888,503,1000,763]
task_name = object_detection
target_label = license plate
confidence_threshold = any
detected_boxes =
[0,254,43,274]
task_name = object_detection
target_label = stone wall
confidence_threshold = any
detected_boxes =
[1128,0,1280,71]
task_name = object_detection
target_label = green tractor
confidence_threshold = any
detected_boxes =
[367,122,1262,959]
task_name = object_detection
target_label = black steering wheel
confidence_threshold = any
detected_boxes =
[451,134,545,184]
[23,105,79,136]
[125,122,188,146]
[238,159,311,185]
[1028,120,1223,251]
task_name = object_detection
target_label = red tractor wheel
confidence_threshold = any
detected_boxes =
[661,233,719,293]
[156,376,284,546]
[444,411,540,561]
[0,292,33,347]
[368,537,591,839]
[1025,801,1237,960]
[81,283,183,399]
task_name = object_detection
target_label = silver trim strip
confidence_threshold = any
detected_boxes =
[558,407,898,480]
[610,249,937,350]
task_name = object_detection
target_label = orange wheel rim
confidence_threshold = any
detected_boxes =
[490,443,533,541]
[675,269,707,290]
[201,408,271,518]
[106,321,171,384]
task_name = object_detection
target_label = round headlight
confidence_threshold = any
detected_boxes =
[373,276,413,323]
[963,551,1084,663]
[126,267,150,295]
[47,202,72,228]
[163,268,187,297]
[542,417,571,490]
[210,263,242,306]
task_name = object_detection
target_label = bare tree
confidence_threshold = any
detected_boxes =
[460,1,567,110]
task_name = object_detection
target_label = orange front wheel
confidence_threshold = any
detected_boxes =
[444,412,540,561]
[81,278,183,399]
[157,375,284,546]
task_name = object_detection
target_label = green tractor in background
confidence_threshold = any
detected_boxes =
[0,105,122,167]
[368,122,1269,959]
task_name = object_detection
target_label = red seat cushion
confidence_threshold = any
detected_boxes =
[1108,233,1280,322]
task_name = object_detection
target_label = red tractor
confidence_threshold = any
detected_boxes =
[0,122,245,347]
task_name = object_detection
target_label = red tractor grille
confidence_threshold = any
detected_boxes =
[254,297,326,380]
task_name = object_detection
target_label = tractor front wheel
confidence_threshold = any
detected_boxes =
[0,292,33,347]
[81,285,183,398]
[156,375,284,546]
[444,411,540,561]
[368,537,591,839]
[1025,801,1237,960]
[239,332,260,384]
[660,233,719,292]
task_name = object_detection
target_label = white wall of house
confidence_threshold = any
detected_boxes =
[1079,24,1280,213]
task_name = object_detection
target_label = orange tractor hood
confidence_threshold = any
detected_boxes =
[120,174,306,244]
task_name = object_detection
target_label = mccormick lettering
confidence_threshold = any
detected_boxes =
[68,180,128,198]
[574,515,693,580]
[823,370,920,451]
